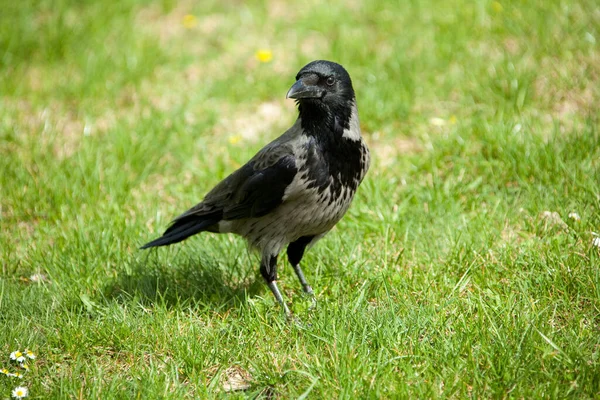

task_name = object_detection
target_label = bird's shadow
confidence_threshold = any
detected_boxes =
[103,249,264,312]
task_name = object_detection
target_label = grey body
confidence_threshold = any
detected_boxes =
[222,105,368,258]
[142,60,369,315]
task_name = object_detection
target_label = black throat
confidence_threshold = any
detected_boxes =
[297,99,365,198]
[297,99,353,139]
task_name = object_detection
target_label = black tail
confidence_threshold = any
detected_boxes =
[140,216,219,249]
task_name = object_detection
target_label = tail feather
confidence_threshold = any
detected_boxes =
[140,216,219,249]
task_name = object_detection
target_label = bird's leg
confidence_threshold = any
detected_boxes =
[260,255,291,316]
[292,263,313,295]
[294,263,316,311]
[266,280,290,316]
[287,236,316,296]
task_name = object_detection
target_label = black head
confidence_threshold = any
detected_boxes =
[286,60,355,108]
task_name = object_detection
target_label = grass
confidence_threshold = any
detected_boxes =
[1,0,599,397]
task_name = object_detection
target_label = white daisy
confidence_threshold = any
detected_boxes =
[430,117,446,126]
[568,212,580,221]
[593,237,600,248]
[24,350,36,360]
[9,351,26,363]
[12,386,28,399]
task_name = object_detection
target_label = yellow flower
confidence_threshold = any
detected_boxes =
[182,14,198,29]
[255,49,273,63]
[449,115,457,124]
[491,1,503,13]
[228,135,243,145]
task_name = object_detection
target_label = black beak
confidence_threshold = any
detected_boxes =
[286,79,324,100]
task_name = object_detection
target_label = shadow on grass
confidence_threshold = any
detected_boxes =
[103,251,264,312]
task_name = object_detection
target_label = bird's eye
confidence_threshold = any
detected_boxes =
[326,76,335,86]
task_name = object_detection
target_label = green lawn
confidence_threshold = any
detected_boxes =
[1,0,599,398]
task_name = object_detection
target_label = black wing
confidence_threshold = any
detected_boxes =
[200,152,297,220]
[141,148,297,249]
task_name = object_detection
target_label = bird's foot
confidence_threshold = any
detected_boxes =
[301,285,317,311]
[308,294,317,311]
[286,312,302,326]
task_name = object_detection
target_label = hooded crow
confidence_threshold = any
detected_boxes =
[141,60,370,315]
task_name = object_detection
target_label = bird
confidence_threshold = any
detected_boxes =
[141,60,370,315]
